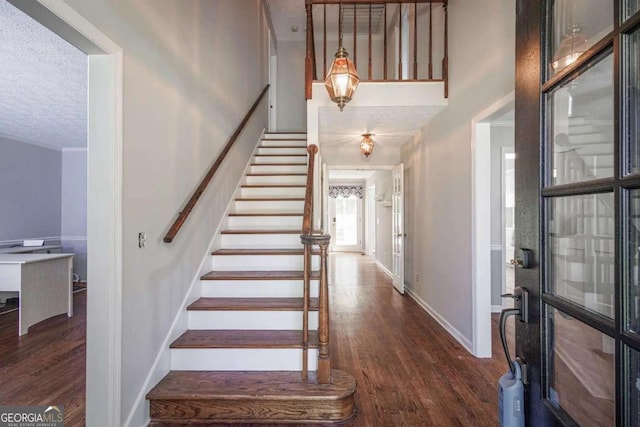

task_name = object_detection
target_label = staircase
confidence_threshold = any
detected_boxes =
[147,132,356,425]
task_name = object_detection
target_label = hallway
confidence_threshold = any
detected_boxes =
[329,253,504,426]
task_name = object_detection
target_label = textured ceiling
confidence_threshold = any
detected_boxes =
[318,105,445,148]
[267,0,307,42]
[0,0,87,149]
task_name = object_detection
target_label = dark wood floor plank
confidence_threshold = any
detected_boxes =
[0,292,86,426]
[170,330,318,349]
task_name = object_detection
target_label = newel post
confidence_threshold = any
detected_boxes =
[316,234,331,383]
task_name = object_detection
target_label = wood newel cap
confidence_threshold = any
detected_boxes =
[300,233,331,246]
[307,144,318,155]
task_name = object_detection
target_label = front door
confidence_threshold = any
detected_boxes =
[516,1,639,425]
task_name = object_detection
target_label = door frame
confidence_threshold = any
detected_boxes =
[8,1,124,424]
[471,91,514,358]
[366,183,377,257]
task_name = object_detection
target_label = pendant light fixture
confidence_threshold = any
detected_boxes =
[360,133,374,158]
[551,24,588,72]
[325,4,360,112]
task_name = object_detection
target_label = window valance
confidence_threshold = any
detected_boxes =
[328,185,364,199]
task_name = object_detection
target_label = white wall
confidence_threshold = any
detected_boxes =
[401,0,515,349]
[277,40,306,130]
[366,171,393,272]
[61,149,87,280]
[61,1,269,424]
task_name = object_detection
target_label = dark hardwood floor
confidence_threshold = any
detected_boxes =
[328,253,505,426]
[0,290,85,426]
[0,256,508,426]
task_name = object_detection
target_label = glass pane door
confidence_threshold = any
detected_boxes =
[335,196,358,246]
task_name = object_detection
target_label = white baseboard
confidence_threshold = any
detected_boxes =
[375,260,393,278]
[124,129,267,427]
[405,286,474,355]
[491,305,503,313]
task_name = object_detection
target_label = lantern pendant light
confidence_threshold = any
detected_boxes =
[325,4,360,111]
[360,133,374,158]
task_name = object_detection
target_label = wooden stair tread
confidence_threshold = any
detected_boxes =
[235,197,305,201]
[251,163,307,166]
[212,248,318,255]
[227,212,302,217]
[257,145,308,149]
[245,173,306,176]
[220,229,302,234]
[187,297,319,311]
[201,270,319,280]
[170,329,318,349]
[147,369,355,401]
[254,154,307,157]
[240,184,306,188]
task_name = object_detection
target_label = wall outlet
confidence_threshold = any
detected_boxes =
[138,232,146,248]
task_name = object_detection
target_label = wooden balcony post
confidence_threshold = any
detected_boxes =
[305,0,313,99]
[443,0,448,97]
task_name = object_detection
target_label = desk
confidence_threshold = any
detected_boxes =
[0,254,74,335]
[0,245,62,254]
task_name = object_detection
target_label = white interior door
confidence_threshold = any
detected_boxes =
[392,164,404,293]
[366,184,376,257]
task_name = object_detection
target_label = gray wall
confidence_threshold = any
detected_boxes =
[490,124,514,306]
[277,40,306,131]
[0,136,61,242]
[367,171,393,272]
[62,149,87,280]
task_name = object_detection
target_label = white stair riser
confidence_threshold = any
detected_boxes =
[220,234,303,249]
[171,348,317,371]
[569,133,609,145]
[257,147,308,155]
[188,311,319,330]
[250,164,307,174]
[227,216,301,230]
[253,155,307,164]
[245,175,306,185]
[234,200,304,213]
[210,254,320,271]
[240,187,306,198]
[201,279,319,298]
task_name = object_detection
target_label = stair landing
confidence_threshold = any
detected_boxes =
[147,369,356,425]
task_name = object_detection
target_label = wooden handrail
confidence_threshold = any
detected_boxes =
[163,84,270,243]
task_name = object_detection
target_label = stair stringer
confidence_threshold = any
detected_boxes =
[124,129,267,427]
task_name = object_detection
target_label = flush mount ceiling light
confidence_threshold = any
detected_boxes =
[325,4,360,112]
[551,24,588,72]
[360,133,374,158]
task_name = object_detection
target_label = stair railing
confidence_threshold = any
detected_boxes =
[163,84,270,243]
[300,144,332,383]
[305,0,449,99]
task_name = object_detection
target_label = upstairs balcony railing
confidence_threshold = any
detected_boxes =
[305,0,448,99]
